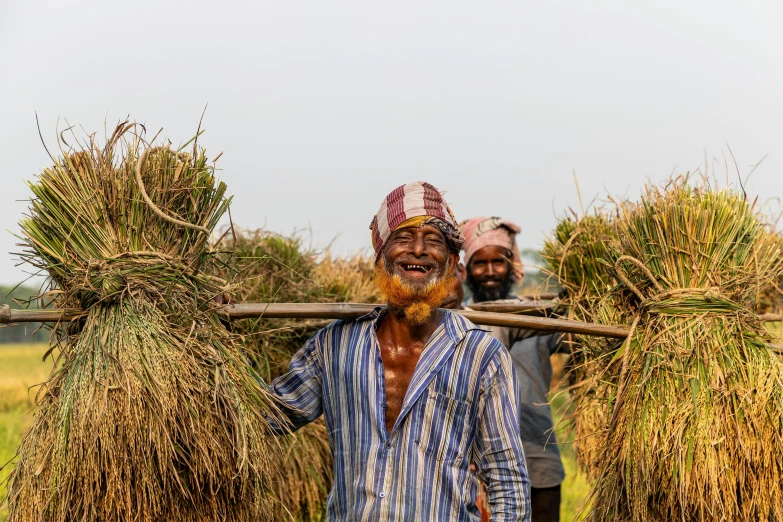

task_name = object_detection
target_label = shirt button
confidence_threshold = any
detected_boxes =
[379,492,386,498]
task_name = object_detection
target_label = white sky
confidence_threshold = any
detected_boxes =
[1,0,782,286]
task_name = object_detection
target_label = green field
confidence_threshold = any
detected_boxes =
[0,344,55,521]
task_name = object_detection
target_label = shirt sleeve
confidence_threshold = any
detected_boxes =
[267,328,326,432]
[473,342,532,522]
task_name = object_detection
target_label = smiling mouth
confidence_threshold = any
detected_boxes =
[400,263,433,274]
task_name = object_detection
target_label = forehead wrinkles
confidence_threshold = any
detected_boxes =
[390,224,445,240]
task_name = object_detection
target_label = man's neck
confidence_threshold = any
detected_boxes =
[379,304,444,347]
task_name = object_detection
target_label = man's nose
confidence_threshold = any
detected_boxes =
[412,234,425,257]
[486,263,495,277]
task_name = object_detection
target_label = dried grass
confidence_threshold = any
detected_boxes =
[585,183,783,521]
[548,180,783,521]
[542,213,629,482]
[2,123,284,522]
[222,229,380,520]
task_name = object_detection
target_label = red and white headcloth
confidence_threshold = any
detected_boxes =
[370,181,464,260]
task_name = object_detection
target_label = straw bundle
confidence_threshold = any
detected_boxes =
[225,230,380,520]
[543,213,629,481]
[3,123,283,522]
[757,229,783,315]
[227,230,380,375]
[587,183,783,521]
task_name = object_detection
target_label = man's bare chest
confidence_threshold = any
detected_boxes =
[380,344,423,433]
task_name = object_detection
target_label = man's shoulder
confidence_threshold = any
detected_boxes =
[310,308,381,343]
[444,310,506,359]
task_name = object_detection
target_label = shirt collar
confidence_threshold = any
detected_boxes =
[358,305,479,346]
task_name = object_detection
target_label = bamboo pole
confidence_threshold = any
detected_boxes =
[466,301,560,315]
[0,302,626,338]
[221,303,631,338]
[1,303,780,342]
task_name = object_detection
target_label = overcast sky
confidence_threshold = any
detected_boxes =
[1,0,781,286]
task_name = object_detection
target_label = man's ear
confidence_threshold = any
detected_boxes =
[448,252,459,269]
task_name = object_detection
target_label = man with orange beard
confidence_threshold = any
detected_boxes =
[270,182,530,521]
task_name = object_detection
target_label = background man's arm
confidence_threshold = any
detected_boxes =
[474,346,531,522]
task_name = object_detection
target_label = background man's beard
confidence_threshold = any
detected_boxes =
[374,258,456,325]
[466,271,515,302]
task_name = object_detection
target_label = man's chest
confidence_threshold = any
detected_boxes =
[378,343,423,429]
[321,337,480,425]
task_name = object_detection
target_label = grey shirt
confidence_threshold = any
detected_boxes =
[466,297,566,488]
[509,333,565,488]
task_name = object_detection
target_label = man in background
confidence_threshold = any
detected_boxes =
[459,217,566,522]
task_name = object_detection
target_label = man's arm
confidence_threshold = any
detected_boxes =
[267,329,326,432]
[473,344,531,522]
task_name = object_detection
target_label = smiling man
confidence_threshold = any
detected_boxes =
[459,217,566,522]
[270,182,530,521]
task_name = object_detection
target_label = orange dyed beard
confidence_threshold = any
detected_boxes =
[374,257,456,325]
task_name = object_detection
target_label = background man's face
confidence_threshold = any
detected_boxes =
[382,224,452,289]
[466,245,515,302]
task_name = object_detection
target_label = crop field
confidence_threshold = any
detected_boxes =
[0,344,56,521]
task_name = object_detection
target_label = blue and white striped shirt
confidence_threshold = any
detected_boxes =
[271,308,531,521]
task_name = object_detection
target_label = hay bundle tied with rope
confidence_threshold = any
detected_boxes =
[222,229,380,520]
[584,182,783,521]
[3,123,284,522]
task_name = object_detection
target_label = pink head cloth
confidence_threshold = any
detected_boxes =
[458,216,524,283]
[369,181,463,260]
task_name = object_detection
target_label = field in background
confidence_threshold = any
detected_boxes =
[2,325,781,521]
[0,344,54,521]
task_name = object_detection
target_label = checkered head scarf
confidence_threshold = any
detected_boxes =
[459,216,524,283]
[369,181,464,261]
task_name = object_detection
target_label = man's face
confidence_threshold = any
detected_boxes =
[375,224,459,324]
[466,245,515,302]
[382,224,454,289]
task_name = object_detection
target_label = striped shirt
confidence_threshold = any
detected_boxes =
[271,308,531,521]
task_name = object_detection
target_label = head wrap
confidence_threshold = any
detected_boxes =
[459,216,524,283]
[370,181,464,260]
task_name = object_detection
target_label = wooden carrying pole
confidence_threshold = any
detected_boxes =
[466,301,560,315]
[222,303,630,339]
[1,302,780,341]
[0,302,628,339]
